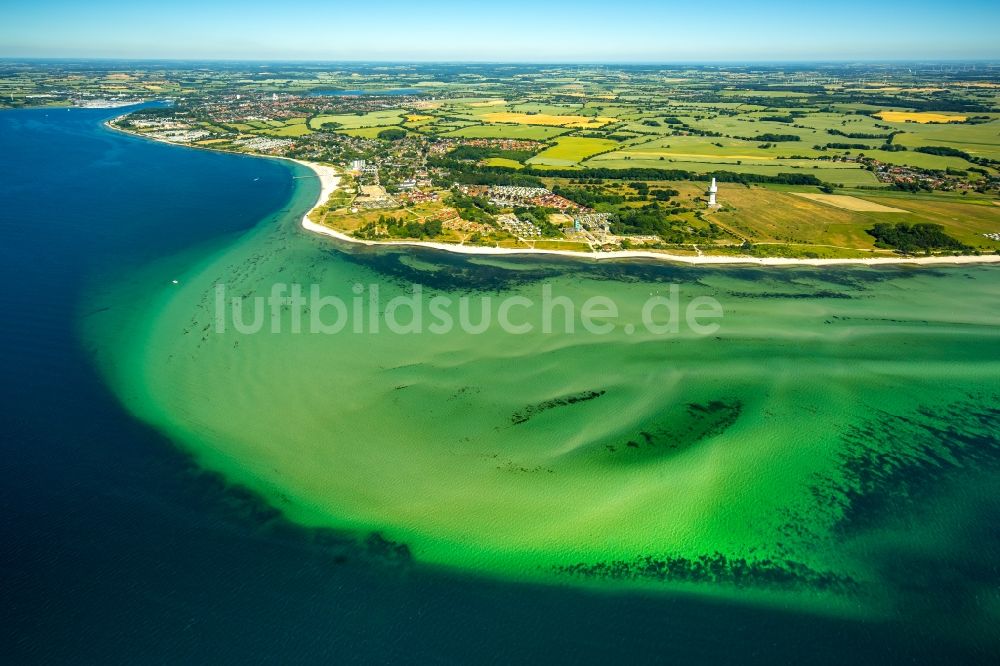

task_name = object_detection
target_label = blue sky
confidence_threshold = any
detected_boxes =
[2,0,998,61]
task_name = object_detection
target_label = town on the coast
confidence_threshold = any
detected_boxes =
[7,62,998,259]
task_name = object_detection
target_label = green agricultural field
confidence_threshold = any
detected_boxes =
[197,122,230,133]
[581,102,640,118]
[860,148,975,171]
[445,124,570,140]
[437,97,510,106]
[614,135,826,160]
[620,119,694,135]
[585,154,881,186]
[891,120,1000,161]
[260,121,313,137]
[527,137,618,166]
[402,116,436,129]
[529,163,584,171]
[418,120,478,134]
[308,110,405,130]
[718,89,813,99]
[510,102,591,116]
[705,185,998,250]
[683,115,820,141]
[860,195,1000,250]
[696,186,871,246]
[340,126,408,139]
[795,112,895,136]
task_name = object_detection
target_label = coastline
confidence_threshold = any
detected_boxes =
[109,120,1000,267]
[75,107,1000,631]
[293,161,1000,267]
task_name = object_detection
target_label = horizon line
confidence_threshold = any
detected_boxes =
[2,56,1000,66]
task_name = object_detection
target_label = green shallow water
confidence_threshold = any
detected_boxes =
[85,164,1000,621]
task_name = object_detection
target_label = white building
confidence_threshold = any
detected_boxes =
[707,177,719,207]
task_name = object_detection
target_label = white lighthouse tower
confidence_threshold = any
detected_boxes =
[707,177,719,207]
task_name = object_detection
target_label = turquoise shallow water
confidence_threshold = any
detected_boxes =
[85,147,1000,631]
[4,106,1000,663]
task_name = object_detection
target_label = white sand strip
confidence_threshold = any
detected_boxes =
[294,160,1000,268]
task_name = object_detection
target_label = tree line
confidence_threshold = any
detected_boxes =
[867,222,969,254]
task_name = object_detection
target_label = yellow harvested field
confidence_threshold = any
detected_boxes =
[875,111,967,124]
[793,193,907,212]
[480,112,616,128]
[470,100,507,107]
[405,114,434,122]
[359,185,387,198]
[483,157,524,169]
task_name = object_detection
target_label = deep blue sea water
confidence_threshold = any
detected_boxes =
[0,107,993,664]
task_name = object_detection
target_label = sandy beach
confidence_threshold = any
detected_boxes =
[294,160,1000,267]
